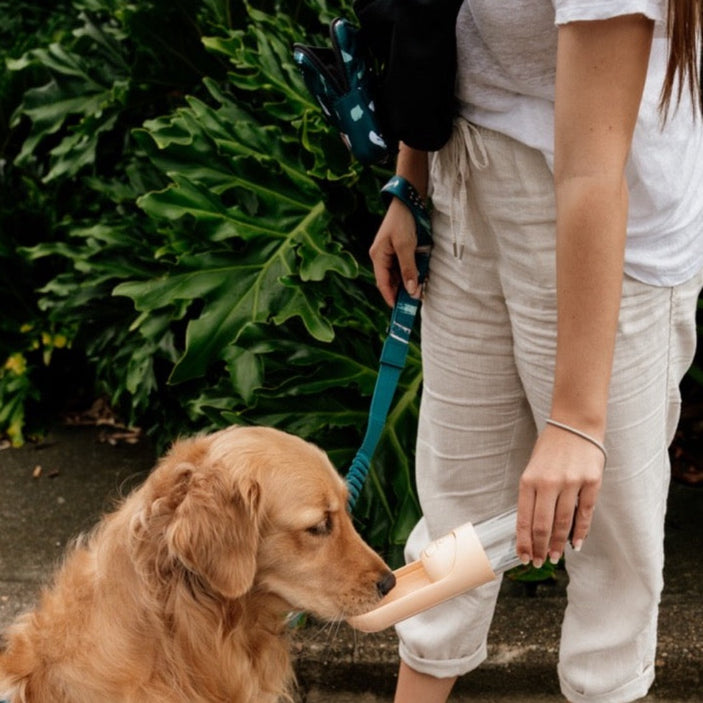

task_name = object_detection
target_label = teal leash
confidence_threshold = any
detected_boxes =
[346,175,432,510]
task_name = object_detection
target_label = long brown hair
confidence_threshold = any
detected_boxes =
[661,0,702,114]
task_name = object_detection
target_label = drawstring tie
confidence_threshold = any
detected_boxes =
[430,120,489,260]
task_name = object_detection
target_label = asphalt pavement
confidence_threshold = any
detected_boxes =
[1,425,701,701]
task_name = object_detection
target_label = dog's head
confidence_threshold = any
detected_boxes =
[139,426,394,620]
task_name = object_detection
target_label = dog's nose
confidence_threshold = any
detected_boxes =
[377,571,396,597]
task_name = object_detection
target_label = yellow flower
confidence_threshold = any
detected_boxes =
[7,418,25,447]
[4,353,27,376]
[39,332,69,349]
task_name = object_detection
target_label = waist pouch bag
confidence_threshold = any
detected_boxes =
[353,0,462,152]
[293,18,390,165]
[293,0,462,164]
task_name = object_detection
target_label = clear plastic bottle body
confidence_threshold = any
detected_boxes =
[472,509,522,574]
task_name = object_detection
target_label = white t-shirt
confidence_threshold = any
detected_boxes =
[455,0,703,286]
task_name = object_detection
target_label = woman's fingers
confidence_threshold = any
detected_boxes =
[569,482,599,552]
[369,199,418,307]
[370,240,402,307]
[516,485,537,566]
[548,488,580,562]
[516,427,604,566]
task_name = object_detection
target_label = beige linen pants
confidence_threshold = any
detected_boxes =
[396,122,703,703]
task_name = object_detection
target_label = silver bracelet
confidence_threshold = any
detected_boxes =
[545,419,608,467]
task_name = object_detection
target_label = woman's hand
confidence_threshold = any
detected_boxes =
[516,424,605,566]
[369,144,429,307]
[369,198,419,307]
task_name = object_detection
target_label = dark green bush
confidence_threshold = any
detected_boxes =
[0,0,421,562]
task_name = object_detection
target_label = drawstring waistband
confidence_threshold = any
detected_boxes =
[430,120,489,260]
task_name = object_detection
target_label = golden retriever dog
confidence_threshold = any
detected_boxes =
[0,426,395,703]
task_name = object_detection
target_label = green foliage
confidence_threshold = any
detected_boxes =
[115,4,421,561]
[507,559,559,584]
[0,0,76,444]
[1,0,421,560]
[8,0,225,183]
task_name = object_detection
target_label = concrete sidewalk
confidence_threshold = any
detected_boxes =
[1,425,701,701]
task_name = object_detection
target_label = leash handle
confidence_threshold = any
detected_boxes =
[347,176,432,510]
[381,175,433,251]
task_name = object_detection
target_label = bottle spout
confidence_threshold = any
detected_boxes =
[347,521,496,633]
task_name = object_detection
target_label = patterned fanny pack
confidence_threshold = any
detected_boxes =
[293,18,391,166]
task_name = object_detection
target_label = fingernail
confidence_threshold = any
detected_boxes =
[533,558,544,569]
[572,539,583,552]
[519,553,530,566]
[549,551,561,565]
[405,279,417,295]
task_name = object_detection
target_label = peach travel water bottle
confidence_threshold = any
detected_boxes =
[348,509,521,632]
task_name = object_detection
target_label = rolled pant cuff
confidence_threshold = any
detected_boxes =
[558,662,655,703]
[398,640,488,680]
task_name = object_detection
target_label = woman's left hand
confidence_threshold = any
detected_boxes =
[516,423,605,566]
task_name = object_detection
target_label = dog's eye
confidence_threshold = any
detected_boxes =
[306,514,332,537]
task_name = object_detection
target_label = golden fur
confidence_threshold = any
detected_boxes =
[0,426,393,702]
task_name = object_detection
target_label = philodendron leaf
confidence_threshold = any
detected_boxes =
[114,196,352,383]
[123,67,360,385]
[203,26,309,123]
[221,344,263,405]
[10,35,127,181]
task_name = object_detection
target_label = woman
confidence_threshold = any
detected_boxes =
[369,2,703,702]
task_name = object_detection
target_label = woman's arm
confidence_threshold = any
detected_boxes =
[369,143,429,307]
[516,14,655,566]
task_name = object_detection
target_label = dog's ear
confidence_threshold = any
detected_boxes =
[165,466,262,599]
